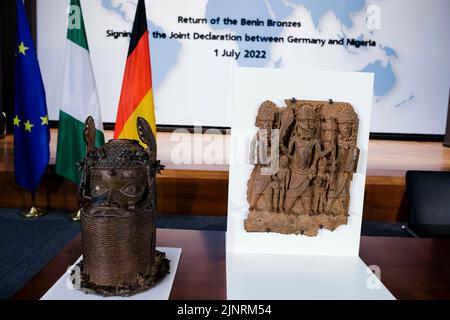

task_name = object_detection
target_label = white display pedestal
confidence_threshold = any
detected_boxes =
[41,247,181,300]
[227,252,395,300]
[226,68,392,300]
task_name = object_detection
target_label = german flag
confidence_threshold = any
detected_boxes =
[114,0,156,142]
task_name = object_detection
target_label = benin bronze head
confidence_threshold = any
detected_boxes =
[75,117,169,296]
[78,117,162,217]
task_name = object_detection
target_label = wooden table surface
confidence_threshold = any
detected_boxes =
[12,229,450,300]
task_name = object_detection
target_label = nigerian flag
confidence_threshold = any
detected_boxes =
[56,0,104,184]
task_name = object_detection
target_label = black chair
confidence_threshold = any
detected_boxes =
[402,170,450,238]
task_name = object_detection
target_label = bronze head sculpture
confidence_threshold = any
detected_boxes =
[73,116,169,297]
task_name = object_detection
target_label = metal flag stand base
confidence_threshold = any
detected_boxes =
[21,206,46,218]
[69,209,81,222]
[21,193,46,218]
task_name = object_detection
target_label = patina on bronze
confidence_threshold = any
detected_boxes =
[74,116,169,297]
[245,99,360,237]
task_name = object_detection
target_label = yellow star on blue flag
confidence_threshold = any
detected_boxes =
[13,115,21,127]
[18,41,29,55]
[40,115,49,126]
[24,120,34,132]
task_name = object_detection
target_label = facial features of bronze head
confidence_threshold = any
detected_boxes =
[258,120,273,130]
[296,105,315,129]
[79,117,160,217]
[89,167,149,211]
[338,122,352,138]
[336,105,357,139]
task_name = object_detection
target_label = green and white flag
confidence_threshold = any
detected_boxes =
[56,0,104,184]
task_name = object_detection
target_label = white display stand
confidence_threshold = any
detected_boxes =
[226,68,394,299]
[227,253,394,300]
[41,247,181,300]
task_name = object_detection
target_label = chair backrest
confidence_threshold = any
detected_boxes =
[406,171,450,232]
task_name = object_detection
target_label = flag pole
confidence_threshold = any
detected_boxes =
[21,192,46,218]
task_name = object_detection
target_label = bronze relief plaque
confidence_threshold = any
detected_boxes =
[245,99,360,237]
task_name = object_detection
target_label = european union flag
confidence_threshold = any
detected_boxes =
[13,0,50,193]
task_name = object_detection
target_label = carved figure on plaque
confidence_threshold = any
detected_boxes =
[247,101,279,212]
